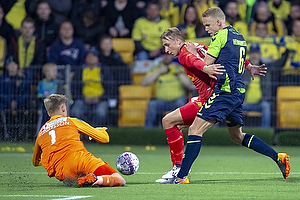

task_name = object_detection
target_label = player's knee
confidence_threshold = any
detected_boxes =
[162,114,171,127]
[188,125,201,136]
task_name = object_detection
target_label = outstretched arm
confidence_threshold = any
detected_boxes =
[71,118,109,143]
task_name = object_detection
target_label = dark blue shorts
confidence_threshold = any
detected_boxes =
[197,89,245,127]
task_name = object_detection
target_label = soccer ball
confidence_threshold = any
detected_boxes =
[116,152,139,175]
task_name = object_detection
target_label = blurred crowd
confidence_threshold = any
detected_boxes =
[0,0,299,141]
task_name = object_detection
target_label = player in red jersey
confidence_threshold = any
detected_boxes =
[156,27,266,183]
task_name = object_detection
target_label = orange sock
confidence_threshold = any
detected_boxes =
[101,175,123,187]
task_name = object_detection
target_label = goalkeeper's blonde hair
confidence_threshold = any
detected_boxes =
[44,94,67,116]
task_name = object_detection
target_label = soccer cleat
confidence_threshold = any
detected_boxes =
[277,153,290,179]
[162,164,181,179]
[78,173,98,186]
[160,176,189,184]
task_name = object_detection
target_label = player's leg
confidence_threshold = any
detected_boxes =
[227,116,290,179]
[163,101,202,166]
[74,151,126,186]
[161,117,215,184]
[78,163,126,187]
[175,117,215,179]
[161,92,231,184]
[93,164,126,187]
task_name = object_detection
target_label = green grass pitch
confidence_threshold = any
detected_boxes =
[0,142,299,200]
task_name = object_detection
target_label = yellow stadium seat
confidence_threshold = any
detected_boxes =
[118,85,152,127]
[273,86,300,144]
[276,86,300,128]
[112,38,135,65]
[131,73,146,85]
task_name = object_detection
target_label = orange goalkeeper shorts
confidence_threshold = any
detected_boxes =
[54,150,116,181]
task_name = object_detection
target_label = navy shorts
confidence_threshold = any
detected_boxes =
[197,89,245,127]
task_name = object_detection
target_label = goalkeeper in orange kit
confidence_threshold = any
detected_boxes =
[32,94,125,187]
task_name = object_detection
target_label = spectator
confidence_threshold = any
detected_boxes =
[36,63,63,132]
[3,0,30,31]
[159,0,180,27]
[98,34,131,126]
[0,4,17,57]
[48,21,85,80]
[281,18,300,85]
[285,1,300,35]
[70,0,102,25]
[180,0,218,24]
[34,0,59,47]
[71,47,115,132]
[74,8,104,49]
[99,34,131,87]
[251,22,281,64]
[243,43,271,128]
[104,0,139,38]
[29,0,72,25]
[141,52,193,128]
[10,16,46,79]
[132,1,171,60]
[268,0,290,21]
[225,0,249,36]
[0,61,31,141]
[177,4,208,40]
[249,1,286,37]
[236,0,247,22]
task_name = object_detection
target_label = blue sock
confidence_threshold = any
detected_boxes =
[177,135,202,178]
[242,133,278,162]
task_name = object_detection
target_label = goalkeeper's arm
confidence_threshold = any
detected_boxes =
[32,139,42,166]
[71,117,109,143]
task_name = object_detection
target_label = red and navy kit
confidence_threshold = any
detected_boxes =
[177,43,216,125]
[178,43,216,102]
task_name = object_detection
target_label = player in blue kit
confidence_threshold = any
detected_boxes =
[161,7,290,184]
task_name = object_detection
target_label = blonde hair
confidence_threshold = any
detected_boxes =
[160,27,185,42]
[42,63,57,74]
[44,94,67,116]
[202,7,226,22]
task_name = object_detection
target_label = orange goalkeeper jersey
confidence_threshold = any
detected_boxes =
[32,115,109,178]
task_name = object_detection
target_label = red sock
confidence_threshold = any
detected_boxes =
[165,126,184,166]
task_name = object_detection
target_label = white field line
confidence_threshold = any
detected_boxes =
[0,195,91,200]
[137,172,300,175]
[1,171,300,175]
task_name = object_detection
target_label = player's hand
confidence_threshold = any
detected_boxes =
[246,64,267,80]
[158,64,169,74]
[89,127,108,140]
[203,64,225,80]
[185,41,198,56]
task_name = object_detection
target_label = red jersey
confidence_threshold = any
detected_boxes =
[178,43,216,101]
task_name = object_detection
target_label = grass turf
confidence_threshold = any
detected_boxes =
[0,142,299,200]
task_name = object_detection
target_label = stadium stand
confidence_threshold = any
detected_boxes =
[112,38,135,65]
[118,85,152,127]
[274,86,300,144]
